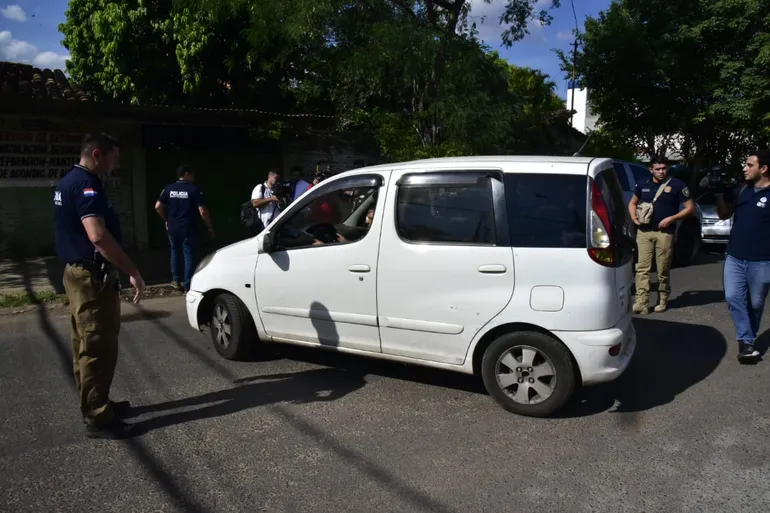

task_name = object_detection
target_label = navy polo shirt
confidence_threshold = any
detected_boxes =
[725,185,770,261]
[54,165,115,262]
[157,180,205,237]
[634,177,691,233]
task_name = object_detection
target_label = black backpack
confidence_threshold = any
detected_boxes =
[240,201,263,233]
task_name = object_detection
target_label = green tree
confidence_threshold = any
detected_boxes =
[557,0,770,168]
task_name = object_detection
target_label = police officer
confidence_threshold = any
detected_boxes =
[629,156,695,314]
[155,164,214,292]
[250,170,282,229]
[710,149,770,362]
[54,132,145,439]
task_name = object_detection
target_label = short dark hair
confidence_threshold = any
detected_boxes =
[177,164,194,178]
[750,149,770,170]
[649,155,669,167]
[80,132,119,157]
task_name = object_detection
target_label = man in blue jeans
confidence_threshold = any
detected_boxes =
[155,165,215,292]
[713,149,770,362]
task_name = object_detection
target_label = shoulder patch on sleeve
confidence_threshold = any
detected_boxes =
[682,186,690,198]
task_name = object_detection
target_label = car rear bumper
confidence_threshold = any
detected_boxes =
[185,290,204,331]
[555,314,636,386]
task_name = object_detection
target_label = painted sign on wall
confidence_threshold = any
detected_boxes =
[0,130,121,188]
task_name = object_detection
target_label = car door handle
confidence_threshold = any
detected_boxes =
[348,264,371,273]
[478,264,507,274]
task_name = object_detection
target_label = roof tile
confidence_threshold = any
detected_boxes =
[0,61,90,101]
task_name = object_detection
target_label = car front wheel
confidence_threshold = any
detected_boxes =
[480,331,576,417]
[209,293,257,360]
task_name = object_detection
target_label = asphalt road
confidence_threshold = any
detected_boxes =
[2,247,770,513]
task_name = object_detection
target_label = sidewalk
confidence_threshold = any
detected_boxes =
[0,245,218,296]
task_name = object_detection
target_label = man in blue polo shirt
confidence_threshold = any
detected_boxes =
[712,149,770,362]
[155,164,214,292]
[629,156,696,314]
[54,132,145,440]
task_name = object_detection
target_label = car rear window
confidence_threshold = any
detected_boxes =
[503,173,587,248]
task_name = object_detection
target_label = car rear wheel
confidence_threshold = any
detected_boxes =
[209,293,256,360]
[480,331,576,417]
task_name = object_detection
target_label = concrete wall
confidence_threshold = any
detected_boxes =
[0,117,379,259]
[0,115,142,258]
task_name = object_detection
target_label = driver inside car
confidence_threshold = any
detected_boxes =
[312,207,375,246]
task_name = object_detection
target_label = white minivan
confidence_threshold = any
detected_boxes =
[186,156,637,417]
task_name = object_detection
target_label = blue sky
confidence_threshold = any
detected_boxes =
[1,0,611,102]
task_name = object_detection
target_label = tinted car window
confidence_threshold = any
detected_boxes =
[613,163,631,191]
[396,178,496,244]
[630,165,650,187]
[504,174,587,248]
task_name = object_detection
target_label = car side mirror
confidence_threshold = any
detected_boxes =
[258,232,274,254]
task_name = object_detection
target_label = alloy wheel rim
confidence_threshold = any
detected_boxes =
[213,305,232,349]
[495,345,557,405]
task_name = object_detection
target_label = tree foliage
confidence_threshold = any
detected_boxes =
[558,0,770,168]
[60,0,575,161]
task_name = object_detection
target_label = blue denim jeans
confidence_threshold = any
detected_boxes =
[723,255,770,344]
[169,234,197,291]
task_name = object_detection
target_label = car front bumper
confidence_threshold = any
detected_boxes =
[186,290,204,331]
[702,220,731,244]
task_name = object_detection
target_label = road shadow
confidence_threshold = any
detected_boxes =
[121,309,173,323]
[261,343,483,396]
[129,368,366,433]
[556,317,727,421]
[138,306,460,513]
[16,259,211,513]
[666,290,725,309]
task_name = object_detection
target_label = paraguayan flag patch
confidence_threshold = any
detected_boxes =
[83,188,97,197]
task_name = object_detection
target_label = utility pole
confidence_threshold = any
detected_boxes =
[569,38,578,129]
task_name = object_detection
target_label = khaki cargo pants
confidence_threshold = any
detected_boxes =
[635,229,674,306]
[62,264,121,427]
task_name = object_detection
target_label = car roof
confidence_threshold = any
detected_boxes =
[346,155,610,176]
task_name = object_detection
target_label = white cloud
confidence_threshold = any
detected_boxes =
[1,4,26,22]
[0,30,70,69]
[557,31,573,41]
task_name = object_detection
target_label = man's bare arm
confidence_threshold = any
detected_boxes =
[199,206,215,237]
[716,194,735,220]
[628,194,641,225]
[155,201,168,222]
[252,197,276,208]
[82,216,141,278]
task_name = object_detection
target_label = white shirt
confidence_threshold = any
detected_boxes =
[251,182,281,227]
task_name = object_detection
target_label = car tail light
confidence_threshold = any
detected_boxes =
[609,343,622,357]
[588,178,614,266]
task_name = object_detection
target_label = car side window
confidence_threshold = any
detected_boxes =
[396,176,496,245]
[504,173,587,248]
[630,165,650,187]
[613,163,631,191]
[275,177,381,250]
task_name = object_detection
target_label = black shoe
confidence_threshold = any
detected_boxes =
[85,418,138,440]
[738,342,760,362]
[111,400,134,419]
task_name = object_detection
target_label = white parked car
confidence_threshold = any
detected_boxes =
[186,156,637,417]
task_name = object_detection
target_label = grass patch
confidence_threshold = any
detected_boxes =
[0,290,66,308]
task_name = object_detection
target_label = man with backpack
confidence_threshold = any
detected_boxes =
[628,155,695,314]
[243,170,281,236]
